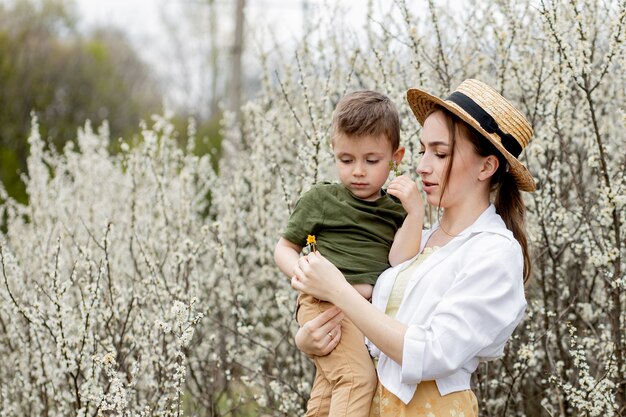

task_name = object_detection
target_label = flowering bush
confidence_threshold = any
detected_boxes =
[0,0,624,416]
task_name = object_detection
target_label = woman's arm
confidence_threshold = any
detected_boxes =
[292,251,408,364]
[294,236,527,385]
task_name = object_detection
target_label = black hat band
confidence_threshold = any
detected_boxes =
[446,91,522,158]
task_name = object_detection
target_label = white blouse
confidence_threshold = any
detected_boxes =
[366,205,527,404]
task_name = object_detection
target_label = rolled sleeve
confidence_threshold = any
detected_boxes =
[401,326,426,384]
[282,187,323,245]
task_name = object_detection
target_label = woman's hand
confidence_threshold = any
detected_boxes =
[386,174,423,217]
[291,251,353,304]
[294,251,409,365]
[295,306,345,356]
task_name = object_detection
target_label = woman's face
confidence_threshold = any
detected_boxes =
[416,110,488,209]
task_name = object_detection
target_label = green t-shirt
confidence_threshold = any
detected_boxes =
[283,182,406,285]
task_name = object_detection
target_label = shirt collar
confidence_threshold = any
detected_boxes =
[428,204,512,241]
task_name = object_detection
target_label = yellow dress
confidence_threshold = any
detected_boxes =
[369,247,479,417]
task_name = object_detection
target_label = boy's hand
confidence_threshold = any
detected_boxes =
[386,175,423,216]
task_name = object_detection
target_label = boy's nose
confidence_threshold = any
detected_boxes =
[353,162,366,176]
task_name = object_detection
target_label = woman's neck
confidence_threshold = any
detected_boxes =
[439,197,490,236]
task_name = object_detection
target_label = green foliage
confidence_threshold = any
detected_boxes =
[0,147,23,203]
[0,0,163,203]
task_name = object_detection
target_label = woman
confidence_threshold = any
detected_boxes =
[291,79,534,416]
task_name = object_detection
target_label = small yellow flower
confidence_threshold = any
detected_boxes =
[304,235,317,253]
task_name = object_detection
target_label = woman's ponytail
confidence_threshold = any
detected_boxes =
[495,170,531,284]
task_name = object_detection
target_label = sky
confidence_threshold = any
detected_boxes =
[75,0,363,40]
[76,0,163,50]
[74,0,366,113]
[77,0,314,39]
[72,0,462,115]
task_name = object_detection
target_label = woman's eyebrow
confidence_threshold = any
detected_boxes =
[419,140,450,147]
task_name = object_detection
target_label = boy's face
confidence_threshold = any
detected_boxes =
[332,133,404,201]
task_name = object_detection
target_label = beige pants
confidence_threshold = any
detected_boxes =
[297,293,377,417]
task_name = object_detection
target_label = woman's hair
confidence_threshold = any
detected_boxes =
[429,106,531,283]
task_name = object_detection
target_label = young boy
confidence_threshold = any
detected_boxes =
[274,90,423,416]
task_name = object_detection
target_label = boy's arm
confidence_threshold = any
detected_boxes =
[389,213,423,266]
[386,175,424,266]
[274,237,303,279]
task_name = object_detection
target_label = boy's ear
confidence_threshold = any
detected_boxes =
[478,155,499,181]
[393,147,405,163]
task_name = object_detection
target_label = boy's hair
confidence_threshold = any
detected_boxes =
[331,90,400,150]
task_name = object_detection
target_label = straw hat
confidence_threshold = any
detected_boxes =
[407,79,536,192]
